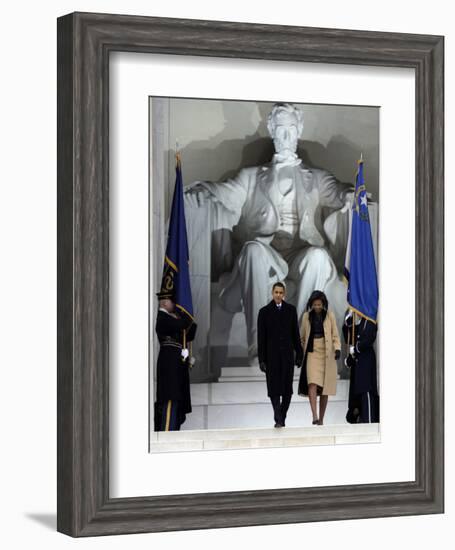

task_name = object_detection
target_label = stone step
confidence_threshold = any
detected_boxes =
[218,365,264,381]
[183,398,350,430]
[219,364,303,382]
[218,365,345,382]
[150,422,380,453]
[190,379,349,406]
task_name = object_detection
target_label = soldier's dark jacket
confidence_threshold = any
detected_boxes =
[155,310,197,420]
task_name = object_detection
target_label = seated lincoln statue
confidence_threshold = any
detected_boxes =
[185,103,353,361]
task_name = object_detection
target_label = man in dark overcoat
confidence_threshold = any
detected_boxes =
[343,310,379,423]
[257,282,303,427]
[155,291,197,431]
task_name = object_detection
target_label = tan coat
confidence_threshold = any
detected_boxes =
[300,310,341,396]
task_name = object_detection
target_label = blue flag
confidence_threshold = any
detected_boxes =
[158,155,194,320]
[344,158,378,322]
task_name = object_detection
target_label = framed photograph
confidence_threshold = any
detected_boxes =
[57,12,444,536]
[148,96,381,451]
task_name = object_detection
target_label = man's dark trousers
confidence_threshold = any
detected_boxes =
[270,394,292,426]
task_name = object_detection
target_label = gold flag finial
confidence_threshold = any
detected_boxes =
[175,140,181,166]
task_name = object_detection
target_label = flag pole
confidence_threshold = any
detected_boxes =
[175,143,187,363]
[182,328,187,363]
[174,145,192,366]
[175,140,181,166]
[352,310,355,352]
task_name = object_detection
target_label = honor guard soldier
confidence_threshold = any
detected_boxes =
[343,310,379,424]
[154,290,197,431]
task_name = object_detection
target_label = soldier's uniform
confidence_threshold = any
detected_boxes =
[343,315,379,424]
[155,307,197,431]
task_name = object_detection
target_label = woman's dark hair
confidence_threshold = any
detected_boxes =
[306,290,329,316]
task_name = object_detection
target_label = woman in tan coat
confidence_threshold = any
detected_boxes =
[298,290,341,425]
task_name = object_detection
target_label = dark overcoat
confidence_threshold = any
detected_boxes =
[342,317,378,396]
[257,300,303,397]
[155,310,197,417]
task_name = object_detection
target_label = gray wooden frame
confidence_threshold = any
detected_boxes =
[57,12,444,537]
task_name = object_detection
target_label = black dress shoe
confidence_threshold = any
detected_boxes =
[274,423,284,428]
[312,419,319,425]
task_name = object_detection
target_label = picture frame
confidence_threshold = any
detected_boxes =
[57,12,444,536]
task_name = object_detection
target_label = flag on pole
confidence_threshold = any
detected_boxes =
[344,157,379,322]
[158,153,194,320]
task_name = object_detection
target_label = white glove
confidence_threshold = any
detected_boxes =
[349,345,355,356]
[181,348,189,360]
[341,191,354,213]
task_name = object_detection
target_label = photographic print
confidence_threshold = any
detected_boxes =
[150,97,380,451]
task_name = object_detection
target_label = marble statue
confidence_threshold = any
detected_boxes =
[185,103,354,361]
